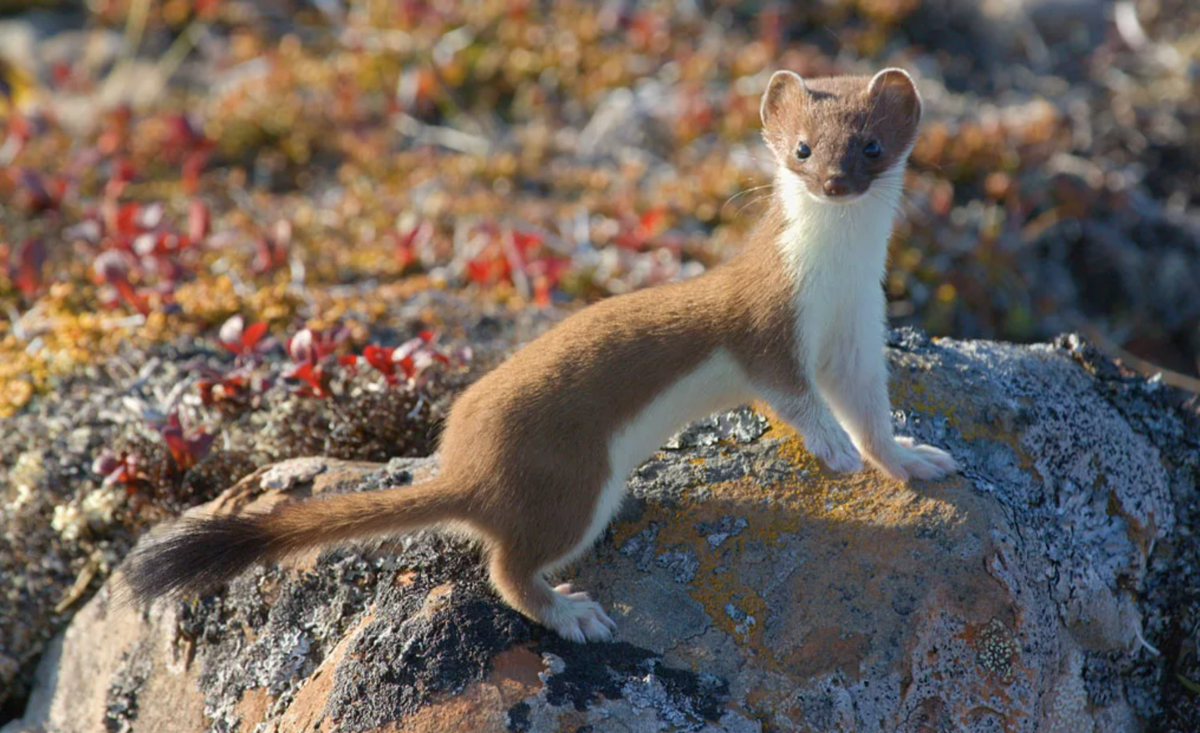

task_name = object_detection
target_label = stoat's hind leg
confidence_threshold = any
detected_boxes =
[488,549,616,643]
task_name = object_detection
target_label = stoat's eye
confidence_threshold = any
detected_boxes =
[795,142,812,161]
[863,140,882,158]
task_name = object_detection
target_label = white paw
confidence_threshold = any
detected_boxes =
[543,583,617,643]
[804,427,863,474]
[872,437,958,482]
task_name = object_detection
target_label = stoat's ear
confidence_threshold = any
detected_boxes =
[760,70,807,127]
[867,68,922,126]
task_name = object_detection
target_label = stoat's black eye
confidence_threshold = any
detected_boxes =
[863,140,882,158]
[795,142,812,160]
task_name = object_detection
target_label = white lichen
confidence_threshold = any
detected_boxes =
[81,486,122,528]
[7,450,46,511]
[1043,649,1093,733]
[51,502,86,543]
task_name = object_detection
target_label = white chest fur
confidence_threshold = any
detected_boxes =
[775,170,902,370]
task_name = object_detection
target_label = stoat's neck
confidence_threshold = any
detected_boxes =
[772,168,904,291]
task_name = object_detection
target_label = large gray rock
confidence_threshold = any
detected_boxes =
[6,333,1197,732]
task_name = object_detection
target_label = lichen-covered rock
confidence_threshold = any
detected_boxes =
[7,333,1197,732]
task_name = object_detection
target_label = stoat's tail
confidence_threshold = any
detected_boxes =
[123,479,463,603]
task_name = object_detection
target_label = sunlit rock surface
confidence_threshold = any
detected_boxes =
[9,332,1196,733]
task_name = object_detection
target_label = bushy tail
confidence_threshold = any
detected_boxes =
[123,479,462,603]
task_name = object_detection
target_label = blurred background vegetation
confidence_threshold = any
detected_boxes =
[2,0,1199,420]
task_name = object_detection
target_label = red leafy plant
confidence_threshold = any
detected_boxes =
[391,220,434,272]
[91,450,145,494]
[217,315,270,359]
[199,321,465,404]
[9,238,46,298]
[0,112,38,164]
[195,367,256,410]
[254,220,292,275]
[11,168,67,213]
[193,362,273,413]
[464,226,571,306]
[353,330,455,388]
[158,410,215,471]
[280,324,466,398]
[157,113,215,194]
[191,315,274,411]
[80,197,213,315]
[614,206,669,251]
[92,250,150,315]
[91,411,214,493]
[282,326,348,398]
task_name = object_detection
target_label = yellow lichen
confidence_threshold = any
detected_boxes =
[175,276,242,324]
[611,405,966,664]
[889,369,1037,473]
[971,617,1018,681]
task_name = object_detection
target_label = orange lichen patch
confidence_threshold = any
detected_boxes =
[742,685,774,721]
[761,409,964,529]
[236,686,274,729]
[610,483,769,647]
[777,627,873,680]
[418,583,457,620]
[0,376,34,417]
[889,376,957,425]
[739,670,842,731]
[279,609,377,732]
[385,645,546,733]
[487,646,546,692]
[946,616,1037,727]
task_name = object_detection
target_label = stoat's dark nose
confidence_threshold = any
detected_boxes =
[823,177,852,197]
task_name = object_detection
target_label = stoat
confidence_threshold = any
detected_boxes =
[126,68,957,644]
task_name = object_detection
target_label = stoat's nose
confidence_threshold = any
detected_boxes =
[823,177,852,197]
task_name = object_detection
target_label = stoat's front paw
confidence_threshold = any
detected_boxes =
[871,437,958,483]
[804,426,863,474]
[545,584,617,643]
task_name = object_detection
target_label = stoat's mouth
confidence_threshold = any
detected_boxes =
[778,169,874,209]
[802,188,868,206]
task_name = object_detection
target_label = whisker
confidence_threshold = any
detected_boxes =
[733,191,775,219]
[821,25,845,50]
[721,183,775,216]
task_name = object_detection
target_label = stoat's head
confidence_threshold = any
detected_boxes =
[760,68,921,206]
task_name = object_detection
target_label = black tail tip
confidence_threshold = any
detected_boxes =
[121,514,276,605]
